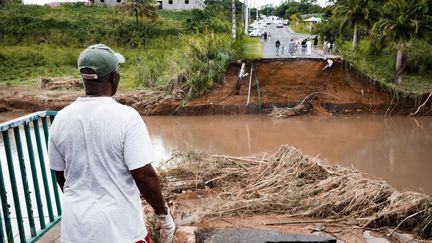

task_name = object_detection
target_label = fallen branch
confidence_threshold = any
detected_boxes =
[387,209,426,237]
[269,92,341,119]
[265,219,343,226]
[211,155,265,165]
[410,91,432,116]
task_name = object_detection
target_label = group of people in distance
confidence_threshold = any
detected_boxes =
[323,36,335,54]
[275,35,319,57]
[262,31,271,40]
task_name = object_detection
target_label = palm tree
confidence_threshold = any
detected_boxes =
[333,0,376,49]
[116,0,158,29]
[373,0,431,84]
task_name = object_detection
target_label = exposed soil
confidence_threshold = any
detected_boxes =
[0,59,430,116]
[173,59,393,115]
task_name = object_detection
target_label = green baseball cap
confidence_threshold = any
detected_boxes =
[78,44,125,80]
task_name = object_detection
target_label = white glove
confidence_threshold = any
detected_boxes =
[155,209,175,243]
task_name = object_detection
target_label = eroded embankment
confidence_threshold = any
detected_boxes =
[0,59,430,115]
[148,59,430,115]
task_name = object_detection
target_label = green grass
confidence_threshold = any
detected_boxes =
[0,4,242,97]
[240,37,263,59]
[0,32,238,95]
[0,45,80,87]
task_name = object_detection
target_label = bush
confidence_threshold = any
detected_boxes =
[405,39,432,74]
[187,33,235,98]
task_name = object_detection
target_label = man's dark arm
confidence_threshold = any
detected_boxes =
[53,170,65,192]
[131,164,167,215]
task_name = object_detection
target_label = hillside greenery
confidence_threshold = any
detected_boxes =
[0,2,261,98]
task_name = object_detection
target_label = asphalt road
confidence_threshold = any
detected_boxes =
[260,23,324,59]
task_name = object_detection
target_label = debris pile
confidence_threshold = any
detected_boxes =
[160,145,432,239]
[269,92,341,119]
[39,77,82,90]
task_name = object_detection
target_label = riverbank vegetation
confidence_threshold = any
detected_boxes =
[0,1,256,98]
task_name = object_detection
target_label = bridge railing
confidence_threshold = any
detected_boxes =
[0,111,61,243]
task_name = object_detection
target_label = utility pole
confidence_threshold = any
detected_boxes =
[244,0,248,35]
[232,0,236,40]
[255,0,258,20]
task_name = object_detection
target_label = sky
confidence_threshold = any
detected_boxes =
[24,0,329,7]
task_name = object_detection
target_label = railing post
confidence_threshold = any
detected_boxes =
[0,158,13,242]
[13,127,37,238]
[0,212,4,243]
[2,130,26,243]
[33,119,55,223]
[42,117,62,215]
[24,123,46,230]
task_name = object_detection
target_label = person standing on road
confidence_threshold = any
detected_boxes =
[288,39,295,56]
[281,43,286,56]
[314,35,319,47]
[275,40,281,56]
[306,38,312,56]
[323,40,328,53]
[48,44,175,243]
[329,36,334,53]
[301,39,307,55]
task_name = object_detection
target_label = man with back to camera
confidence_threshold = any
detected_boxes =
[48,44,175,243]
[275,39,281,56]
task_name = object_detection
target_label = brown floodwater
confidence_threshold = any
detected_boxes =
[1,112,431,195]
[144,115,432,195]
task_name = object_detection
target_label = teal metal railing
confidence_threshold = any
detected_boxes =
[0,111,61,243]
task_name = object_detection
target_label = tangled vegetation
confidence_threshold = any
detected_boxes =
[159,145,432,239]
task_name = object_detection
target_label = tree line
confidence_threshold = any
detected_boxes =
[327,0,432,84]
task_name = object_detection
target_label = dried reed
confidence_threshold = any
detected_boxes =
[159,145,432,239]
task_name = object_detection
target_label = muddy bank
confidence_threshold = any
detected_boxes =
[0,59,431,115]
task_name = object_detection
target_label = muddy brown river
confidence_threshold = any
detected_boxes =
[144,115,432,195]
[1,112,431,195]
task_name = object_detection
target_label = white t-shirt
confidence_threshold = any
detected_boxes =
[48,97,154,243]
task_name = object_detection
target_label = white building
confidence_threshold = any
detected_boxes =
[91,0,123,7]
[157,0,205,10]
[90,0,205,9]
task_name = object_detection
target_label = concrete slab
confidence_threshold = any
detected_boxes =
[37,222,61,243]
[196,228,337,243]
